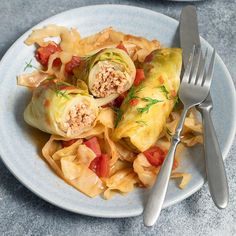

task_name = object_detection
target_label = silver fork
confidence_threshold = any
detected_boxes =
[143,45,216,227]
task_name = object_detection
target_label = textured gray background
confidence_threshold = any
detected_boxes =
[0,0,235,235]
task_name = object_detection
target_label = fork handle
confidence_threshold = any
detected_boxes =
[143,107,189,227]
[200,107,229,208]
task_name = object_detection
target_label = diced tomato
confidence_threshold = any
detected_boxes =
[143,146,166,167]
[144,52,154,63]
[158,76,164,84]
[61,139,78,148]
[102,91,128,108]
[114,91,128,107]
[116,42,128,54]
[134,69,145,86]
[65,56,81,75]
[57,85,75,90]
[170,90,177,97]
[84,137,102,157]
[35,43,62,66]
[53,58,62,67]
[130,98,139,106]
[89,156,100,173]
[98,154,110,177]
[89,154,109,178]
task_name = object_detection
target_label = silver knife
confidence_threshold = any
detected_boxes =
[180,5,229,209]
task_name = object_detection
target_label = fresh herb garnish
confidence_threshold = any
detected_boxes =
[46,77,55,81]
[135,120,148,126]
[24,59,38,71]
[166,127,173,136]
[125,86,139,104]
[57,81,72,86]
[159,85,169,99]
[54,89,70,99]
[125,84,145,104]
[113,107,123,127]
[52,83,70,100]
[137,97,163,114]
[173,96,179,111]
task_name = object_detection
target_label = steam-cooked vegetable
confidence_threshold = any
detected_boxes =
[113,48,182,152]
[24,82,99,138]
[73,48,136,99]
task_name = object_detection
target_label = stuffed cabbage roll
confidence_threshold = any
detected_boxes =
[73,48,136,98]
[113,48,182,152]
[24,82,99,138]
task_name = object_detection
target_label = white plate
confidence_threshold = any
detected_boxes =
[0,5,235,218]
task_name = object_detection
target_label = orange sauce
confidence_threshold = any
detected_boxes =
[26,127,50,159]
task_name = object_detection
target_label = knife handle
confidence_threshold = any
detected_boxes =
[199,105,229,209]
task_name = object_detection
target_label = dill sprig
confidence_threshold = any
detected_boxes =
[53,83,70,100]
[54,89,70,99]
[166,127,173,136]
[159,85,169,99]
[173,96,180,111]
[113,107,123,127]
[137,97,163,114]
[135,120,148,126]
[24,59,38,71]
[125,84,145,104]
[57,81,73,87]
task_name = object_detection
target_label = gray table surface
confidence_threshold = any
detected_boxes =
[0,0,235,235]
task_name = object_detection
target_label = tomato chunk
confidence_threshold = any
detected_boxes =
[35,43,62,66]
[65,56,81,75]
[89,154,109,178]
[116,42,128,54]
[84,137,102,157]
[61,139,78,148]
[89,156,100,173]
[143,146,166,166]
[134,69,145,86]
[98,154,110,177]
[130,98,139,106]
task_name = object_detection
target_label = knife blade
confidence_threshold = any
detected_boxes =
[180,5,229,209]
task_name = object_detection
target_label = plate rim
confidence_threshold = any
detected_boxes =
[0,4,235,218]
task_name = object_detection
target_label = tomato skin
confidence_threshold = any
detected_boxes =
[89,154,109,178]
[130,98,139,106]
[116,42,128,54]
[62,139,78,148]
[98,154,109,177]
[84,137,102,157]
[65,56,81,75]
[102,91,128,108]
[52,58,62,67]
[35,43,61,66]
[57,85,75,90]
[89,156,100,173]
[134,69,145,86]
[144,52,154,63]
[143,146,166,166]
[114,91,128,107]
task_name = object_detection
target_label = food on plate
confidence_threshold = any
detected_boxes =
[73,48,136,99]
[18,25,203,199]
[24,81,98,138]
[113,48,182,152]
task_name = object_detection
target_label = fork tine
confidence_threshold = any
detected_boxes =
[189,45,201,85]
[202,49,216,88]
[196,48,208,86]
[181,45,195,84]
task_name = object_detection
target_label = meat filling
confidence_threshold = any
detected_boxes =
[91,61,129,97]
[62,103,96,135]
